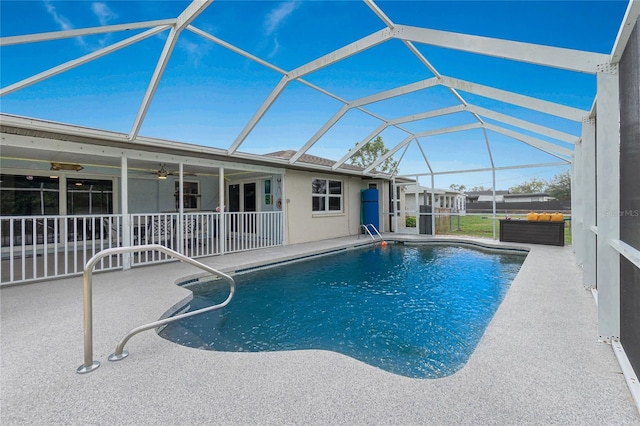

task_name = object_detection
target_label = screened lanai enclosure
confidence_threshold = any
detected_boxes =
[0,0,639,405]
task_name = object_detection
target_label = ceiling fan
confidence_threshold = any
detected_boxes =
[152,164,196,179]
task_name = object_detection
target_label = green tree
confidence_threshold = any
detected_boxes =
[469,185,488,192]
[349,136,398,174]
[546,171,571,200]
[449,184,466,192]
[509,178,546,194]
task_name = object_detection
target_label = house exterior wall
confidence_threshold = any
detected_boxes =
[284,170,368,245]
[126,175,220,214]
[403,191,423,214]
[127,178,160,213]
[257,175,282,212]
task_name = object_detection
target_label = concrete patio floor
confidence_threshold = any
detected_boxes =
[1,235,639,425]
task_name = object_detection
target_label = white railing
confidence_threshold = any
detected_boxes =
[224,211,283,253]
[1,214,123,284]
[1,211,283,285]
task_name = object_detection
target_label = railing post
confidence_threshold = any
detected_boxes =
[76,267,100,374]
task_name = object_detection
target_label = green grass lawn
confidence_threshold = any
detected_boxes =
[447,214,572,245]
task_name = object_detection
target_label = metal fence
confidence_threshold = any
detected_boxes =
[1,211,283,285]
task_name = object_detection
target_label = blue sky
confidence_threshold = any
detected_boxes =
[0,1,630,190]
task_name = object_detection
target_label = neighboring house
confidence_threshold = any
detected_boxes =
[0,116,391,285]
[465,190,568,214]
[503,193,554,203]
[466,190,553,204]
[404,185,467,213]
[466,190,510,203]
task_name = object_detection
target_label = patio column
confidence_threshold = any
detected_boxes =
[414,175,419,235]
[280,174,286,244]
[571,140,583,264]
[595,63,620,341]
[121,156,131,269]
[178,162,184,254]
[430,175,435,236]
[218,167,225,255]
[581,118,597,290]
[58,174,69,262]
[58,174,67,215]
[492,168,497,239]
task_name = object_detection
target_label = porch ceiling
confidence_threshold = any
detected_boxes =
[1,1,638,185]
[0,135,268,180]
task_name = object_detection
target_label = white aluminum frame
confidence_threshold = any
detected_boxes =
[1,3,639,387]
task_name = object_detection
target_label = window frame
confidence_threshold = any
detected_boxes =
[311,177,343,214]
[175,180,201,211]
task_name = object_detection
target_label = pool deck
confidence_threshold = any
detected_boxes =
[1,235,639,425]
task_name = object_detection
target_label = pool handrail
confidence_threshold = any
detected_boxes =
[77,244,235,374]
[361,223,383,241]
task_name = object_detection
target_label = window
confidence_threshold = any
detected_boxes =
[0,174,60,215]
[175,181,200,210]
[312,178,342,213]
[67,179,113,215]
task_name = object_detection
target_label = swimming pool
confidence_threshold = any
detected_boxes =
[159,243,526,378]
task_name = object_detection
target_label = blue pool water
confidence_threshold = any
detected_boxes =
[159,243,526,378]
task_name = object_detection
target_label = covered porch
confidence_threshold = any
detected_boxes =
[0,121,285,285]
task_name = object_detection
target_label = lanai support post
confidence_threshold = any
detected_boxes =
[121,156,131,269]
[581,118,597,290]
[571,140,583,264]
[178,163,184,254]
[430,175,436,236]
[280,174,287,245]
[595,64,621,341]
[218,167,225,255]
[415,175,419,235]
[491,168,497,240]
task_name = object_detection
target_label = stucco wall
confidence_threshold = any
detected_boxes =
[284,170,367,245]
[127,175,219,213]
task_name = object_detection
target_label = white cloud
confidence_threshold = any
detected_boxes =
[178,38,212,67]
[91,2,118,26]
[42,1,119,49]
[43,0,73,31]
[43,0,89,48]
[267,37,281,58]
[90,2,118,47]
[264,1,299,35]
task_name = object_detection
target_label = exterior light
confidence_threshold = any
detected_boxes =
[50,162,83,172]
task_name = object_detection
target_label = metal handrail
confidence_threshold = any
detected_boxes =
[362,223,383,241]
[361,224,376,240]
[77,244,235,374]
[366,223,383,240]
